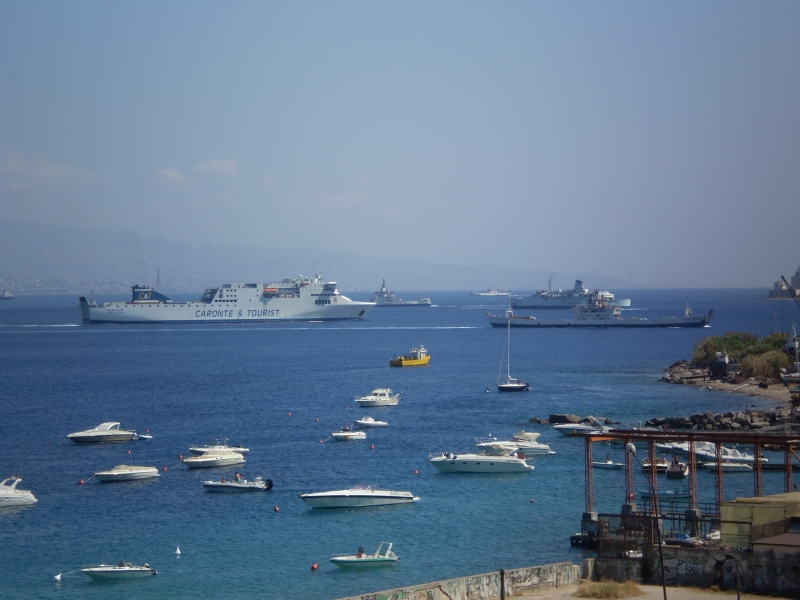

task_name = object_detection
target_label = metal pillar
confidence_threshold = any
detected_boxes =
[649,439,659,517]
[754,444,763,497]
[688,439,697,509]
[715,442,725,510]
[786,445,794,493]
[585,438,595,513]
[625,436,634,504]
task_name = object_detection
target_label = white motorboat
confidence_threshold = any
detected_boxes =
[354,416,388,428]
[552,422,609,436]
[701,462,753,473]
[475,431,553,456]
[300,485,419,509]
[657,441,767,464]
[642,457,669,474]
[181,451,245,468]
[355,388,401,407]
[0,476,37,507]
[637,489,689,499]
[203,475,273,491]
[592,460,624,470]
[189,442,250,455]
[81,561,157,579]
[429,449,534,473]
[95,465,160,482]
[666,459,688,478]
[67,422,141,443]
[331,427,366,441]
[330,542,399,568]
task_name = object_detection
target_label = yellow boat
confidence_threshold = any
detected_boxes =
[390,345,430,367]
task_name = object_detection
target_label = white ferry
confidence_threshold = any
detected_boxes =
[79,274,374,324]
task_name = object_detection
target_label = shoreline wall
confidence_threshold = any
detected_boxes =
[335,561,581,600]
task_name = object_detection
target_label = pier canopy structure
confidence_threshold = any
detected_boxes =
[573,430,800,554]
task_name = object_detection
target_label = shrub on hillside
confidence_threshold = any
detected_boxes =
[691,331,789,368]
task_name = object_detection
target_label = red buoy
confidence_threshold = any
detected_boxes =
[370,444,375,450]
[79,479,84,485]
[127,450,131,455]
[288,412,292,416]
[179,454,183,460]
[274,506,280,512]
[319,439,323,443]
[315,418,319,422]
[163,466,168,471]
[414,470,419,475]
[311,563,319,570]
[530,499,535,503]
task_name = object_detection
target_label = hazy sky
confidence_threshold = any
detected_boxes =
[2,2,799,287]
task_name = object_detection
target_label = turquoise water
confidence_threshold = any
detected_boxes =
[0,289,791,598]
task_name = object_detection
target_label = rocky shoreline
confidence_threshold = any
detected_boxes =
[659,359,793,404]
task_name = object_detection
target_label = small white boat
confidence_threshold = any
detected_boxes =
[638,489,689,499]
[476,430,553,456]
[354,417,388,428]
[330,542,399,568]
[300,485,419,509]
[592,460,624,470]
[67,422,141,443]
[701,462,753,473]
[81,561,157,579]
[355,388,401,407]
[0,476,37,507]
[95,465,160,482]
[331,428,366,441]
[662,441,768,464]
[666,459,688,478]
[189,442,250,455]
[429,449,534,473]
[552,422,609,436]
[203,475,273,491]
[642,457,669,474]
[181,451,245,469]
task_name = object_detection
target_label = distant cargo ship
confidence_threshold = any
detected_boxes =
[371,280,431,307]
[0,290,14,301]
[488,297,711,329]
[79,274,374,324]
[511,277,630,309]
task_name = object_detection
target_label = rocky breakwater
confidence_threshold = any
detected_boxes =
[645,408,791,432]
[528,414,617,425]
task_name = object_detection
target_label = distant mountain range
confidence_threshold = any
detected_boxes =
[0,221,638,293]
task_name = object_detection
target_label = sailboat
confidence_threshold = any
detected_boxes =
[496,306,530,392]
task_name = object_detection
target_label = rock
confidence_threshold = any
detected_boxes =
[705,424,714,430]
[730,422,742,430]
[548,414,571,424]
[749,422,766,430]
[568,414,582,423]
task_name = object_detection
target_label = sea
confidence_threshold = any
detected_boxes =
[0,288,795,599]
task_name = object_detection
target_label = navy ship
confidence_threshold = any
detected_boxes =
[79,274,374,324]
[371,280,431,307]
[511,276,630,309]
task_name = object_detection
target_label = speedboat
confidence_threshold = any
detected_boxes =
[81,561,157,579]
[354,416,388,428]
[429,449,534,473]
[475,431,553,456]
[592,460,623,470]
[701,462,753,473]
[181,451,245,468]
[0,476,37,507]
[331,427,366,441]
[189,442,250,455]
[67,422,141,443]
[666,460,688,478]
[330,542,399,568]
[299,485,419,509]
[638,489,689,499]
[552,422,609,436]
[642,457,669,474]
[203,475,273,491]
[355,388,401,406]
[95,465,160,482]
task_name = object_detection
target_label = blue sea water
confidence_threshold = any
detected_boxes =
[0,288,794,599]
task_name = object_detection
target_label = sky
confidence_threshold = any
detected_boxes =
[1,1,799,288]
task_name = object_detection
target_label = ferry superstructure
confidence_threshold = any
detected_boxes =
[79,274,374,324]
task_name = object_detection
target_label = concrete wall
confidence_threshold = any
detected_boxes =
[336,561,581,600]
[595,545,800,597]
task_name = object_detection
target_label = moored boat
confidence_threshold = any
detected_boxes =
[299,485,419,509]
[67,422,141,444]
[331,428,366,441]
[429,449,534,473]
[189,442,250,455]
[0,476,37,507]
[496,308,530,392]
[330,542,399,567]
[203,475,273,491]
[389,345,430,367]
[181,451,245,469]
[592,460,624,470]
[701,462,753,472]
[95,465,160,482]
[354,416,388,428]
[80,562,157,579]
[355,389,401,407]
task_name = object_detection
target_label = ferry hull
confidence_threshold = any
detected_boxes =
[488,316,711,328]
